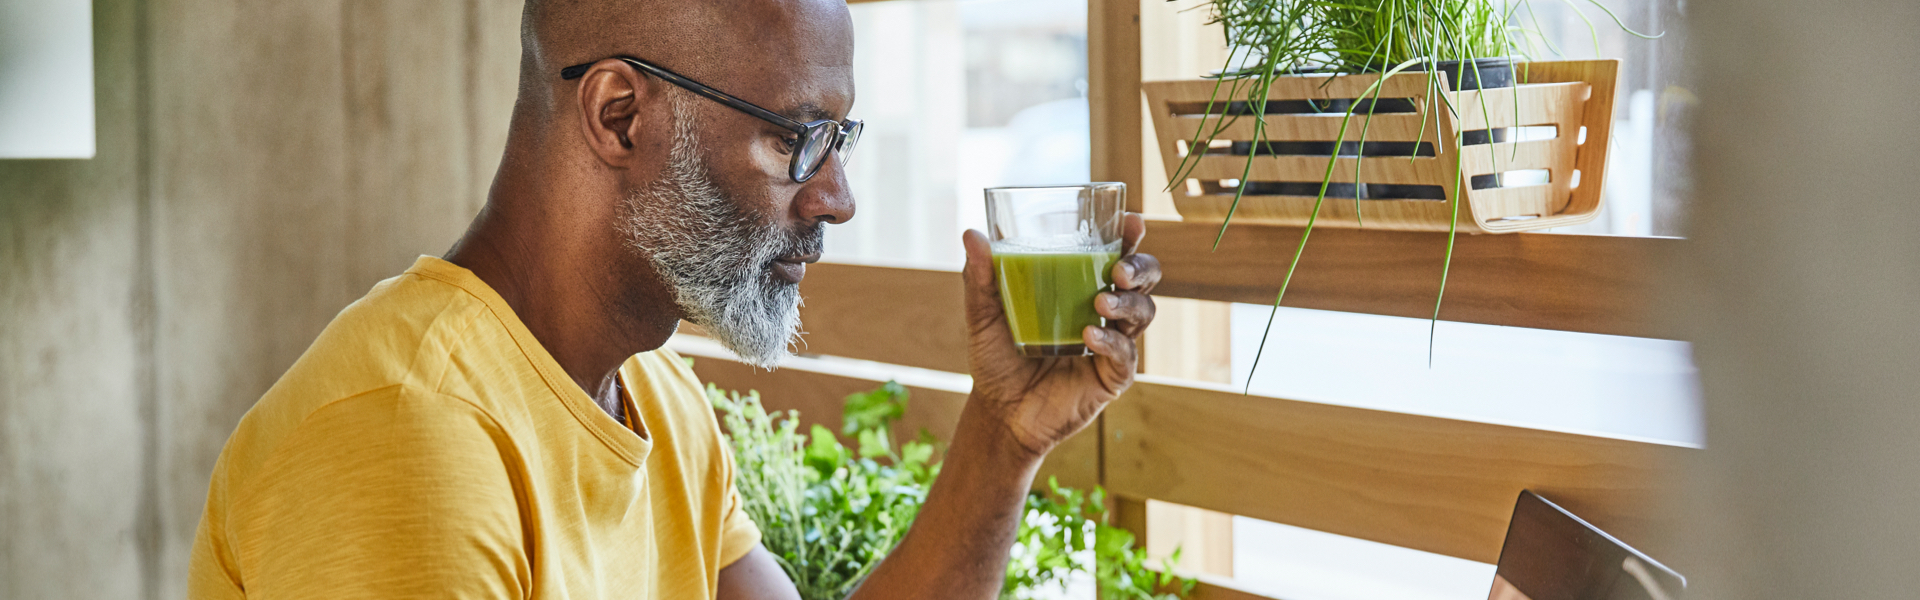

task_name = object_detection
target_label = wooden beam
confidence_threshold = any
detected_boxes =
[1146,499,1235,577]
[1141,297,1233,384]
[1139,220,1679,340]
[1187,574,1284,600]
[1090,0,1145,212]
[796,262,970,373]
[684,345,1100,491]
[692,355,966,451]
[792,224,1669,381]
[789,221,1670,382]
[1103,376,1689,564]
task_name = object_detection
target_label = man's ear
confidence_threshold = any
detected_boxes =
[573,60,664,168]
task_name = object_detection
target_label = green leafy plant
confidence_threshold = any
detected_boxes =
[712,382,1195,600]
[710,382,936,599]
[1168,0,1655,385]
[1005,479,1197,600]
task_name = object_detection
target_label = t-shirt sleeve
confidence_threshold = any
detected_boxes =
[665,351,763,568]
[231,386,528,599]
[716,446,763,568]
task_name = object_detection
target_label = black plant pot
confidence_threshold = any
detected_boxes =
[1223,58,1519,200]
[1413,57,1516,92]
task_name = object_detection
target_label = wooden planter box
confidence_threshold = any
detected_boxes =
[1143,60,1620,234]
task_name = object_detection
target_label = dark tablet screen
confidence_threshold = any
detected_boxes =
[1487,491,1685,600]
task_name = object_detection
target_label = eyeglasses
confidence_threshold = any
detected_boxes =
[561,56,862,183]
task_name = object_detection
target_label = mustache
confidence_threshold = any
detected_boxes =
[767,221,825,259]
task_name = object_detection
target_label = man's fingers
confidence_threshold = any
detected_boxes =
[962,230,996,300]
[1120,212,1146,256]
[961,230,1006,330]
[1112,253,1160,293]
[1083,325,1137,392]
[1096,291,1156,328]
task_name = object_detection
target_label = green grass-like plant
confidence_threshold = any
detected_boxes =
[1167,0,1655,387]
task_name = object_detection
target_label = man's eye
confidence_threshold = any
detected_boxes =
[780,136,800,153]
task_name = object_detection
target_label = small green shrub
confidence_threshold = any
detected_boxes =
[709,381,1194,600]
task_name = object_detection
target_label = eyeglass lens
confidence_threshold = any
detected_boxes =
[793,121,863,182]
[795,123,838,182]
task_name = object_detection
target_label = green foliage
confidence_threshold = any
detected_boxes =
[714,382,1195,600]
[710,383,936,600]
[1003,479,1197,600]
[1172,0,1655,386]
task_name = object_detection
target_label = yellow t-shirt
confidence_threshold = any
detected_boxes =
[187,256,760,599]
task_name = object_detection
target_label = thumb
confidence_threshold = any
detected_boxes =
[961,230,1002,324]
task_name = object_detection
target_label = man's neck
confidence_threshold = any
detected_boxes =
[445,197,680,419]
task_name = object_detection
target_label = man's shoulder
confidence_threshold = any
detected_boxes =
[269,267,499,406]
[214,270,512,488]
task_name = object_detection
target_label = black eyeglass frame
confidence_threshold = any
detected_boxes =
[561,56,860,183]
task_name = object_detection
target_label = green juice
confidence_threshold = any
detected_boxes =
[992,250,1120,356]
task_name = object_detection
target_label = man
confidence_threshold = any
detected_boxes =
[187,0,1161,597]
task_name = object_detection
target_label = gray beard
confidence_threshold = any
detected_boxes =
[618,96,820,369]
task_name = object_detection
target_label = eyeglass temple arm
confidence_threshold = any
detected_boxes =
[561,57,809,136]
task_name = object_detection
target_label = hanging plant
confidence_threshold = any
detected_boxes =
[1147,0,1658,386]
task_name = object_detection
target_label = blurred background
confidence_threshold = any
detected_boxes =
[831,1,1695,598]
[4,0,525,596]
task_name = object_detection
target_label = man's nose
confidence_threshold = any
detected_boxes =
[794,156,855,226]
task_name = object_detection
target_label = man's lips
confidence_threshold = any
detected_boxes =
[771,253,821,284]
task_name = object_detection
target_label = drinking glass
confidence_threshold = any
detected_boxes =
[984,183,1126,357]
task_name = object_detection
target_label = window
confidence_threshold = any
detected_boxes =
[1522,0,1692,237]
[832,0,1089,266]
[817,2,1695,599]
[0,0,96,158]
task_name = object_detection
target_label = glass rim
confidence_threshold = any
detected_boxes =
[984,182,1125,193]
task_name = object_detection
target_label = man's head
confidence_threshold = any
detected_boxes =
[505,0,856,367]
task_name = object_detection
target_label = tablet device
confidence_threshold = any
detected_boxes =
[1488,490,1685,600]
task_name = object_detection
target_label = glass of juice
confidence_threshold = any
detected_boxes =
[984,183,1126,357]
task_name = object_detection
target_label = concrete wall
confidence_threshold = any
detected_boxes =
[0,0,521,596]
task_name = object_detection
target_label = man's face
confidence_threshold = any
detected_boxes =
[617,5,856,368]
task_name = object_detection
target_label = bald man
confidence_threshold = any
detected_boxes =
[186,0,1160,598]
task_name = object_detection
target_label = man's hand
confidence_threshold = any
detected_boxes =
[960,212,1160,459]
[730,215,1161,600]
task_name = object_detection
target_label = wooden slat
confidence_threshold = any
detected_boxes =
[1459,139,1567,175]
[1522,60,1619,216]
[692,356,966,451]
[1146,72,1433,107]
[796,262,969,373]
[1165,113,1435,144]
[687,351,1099,491]
[1450,82,1588,129]
[1170,191,1459,232]
[1090,0,1145,212]
[793,221,1669,378]
[1141,297,1234,385]
[1138,219,1678,340]
[1188,574,1284,600]
[1159,80,1584,147]
[1103,377,1689,564]
[1146,500,1236,577]
[1472,184,1556,220]
[1184,152,1450,184]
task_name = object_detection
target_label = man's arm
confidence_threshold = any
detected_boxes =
[719,214,1160,600]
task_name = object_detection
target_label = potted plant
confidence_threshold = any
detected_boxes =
[709,381,1195,600]
[1141,0,1655,376]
